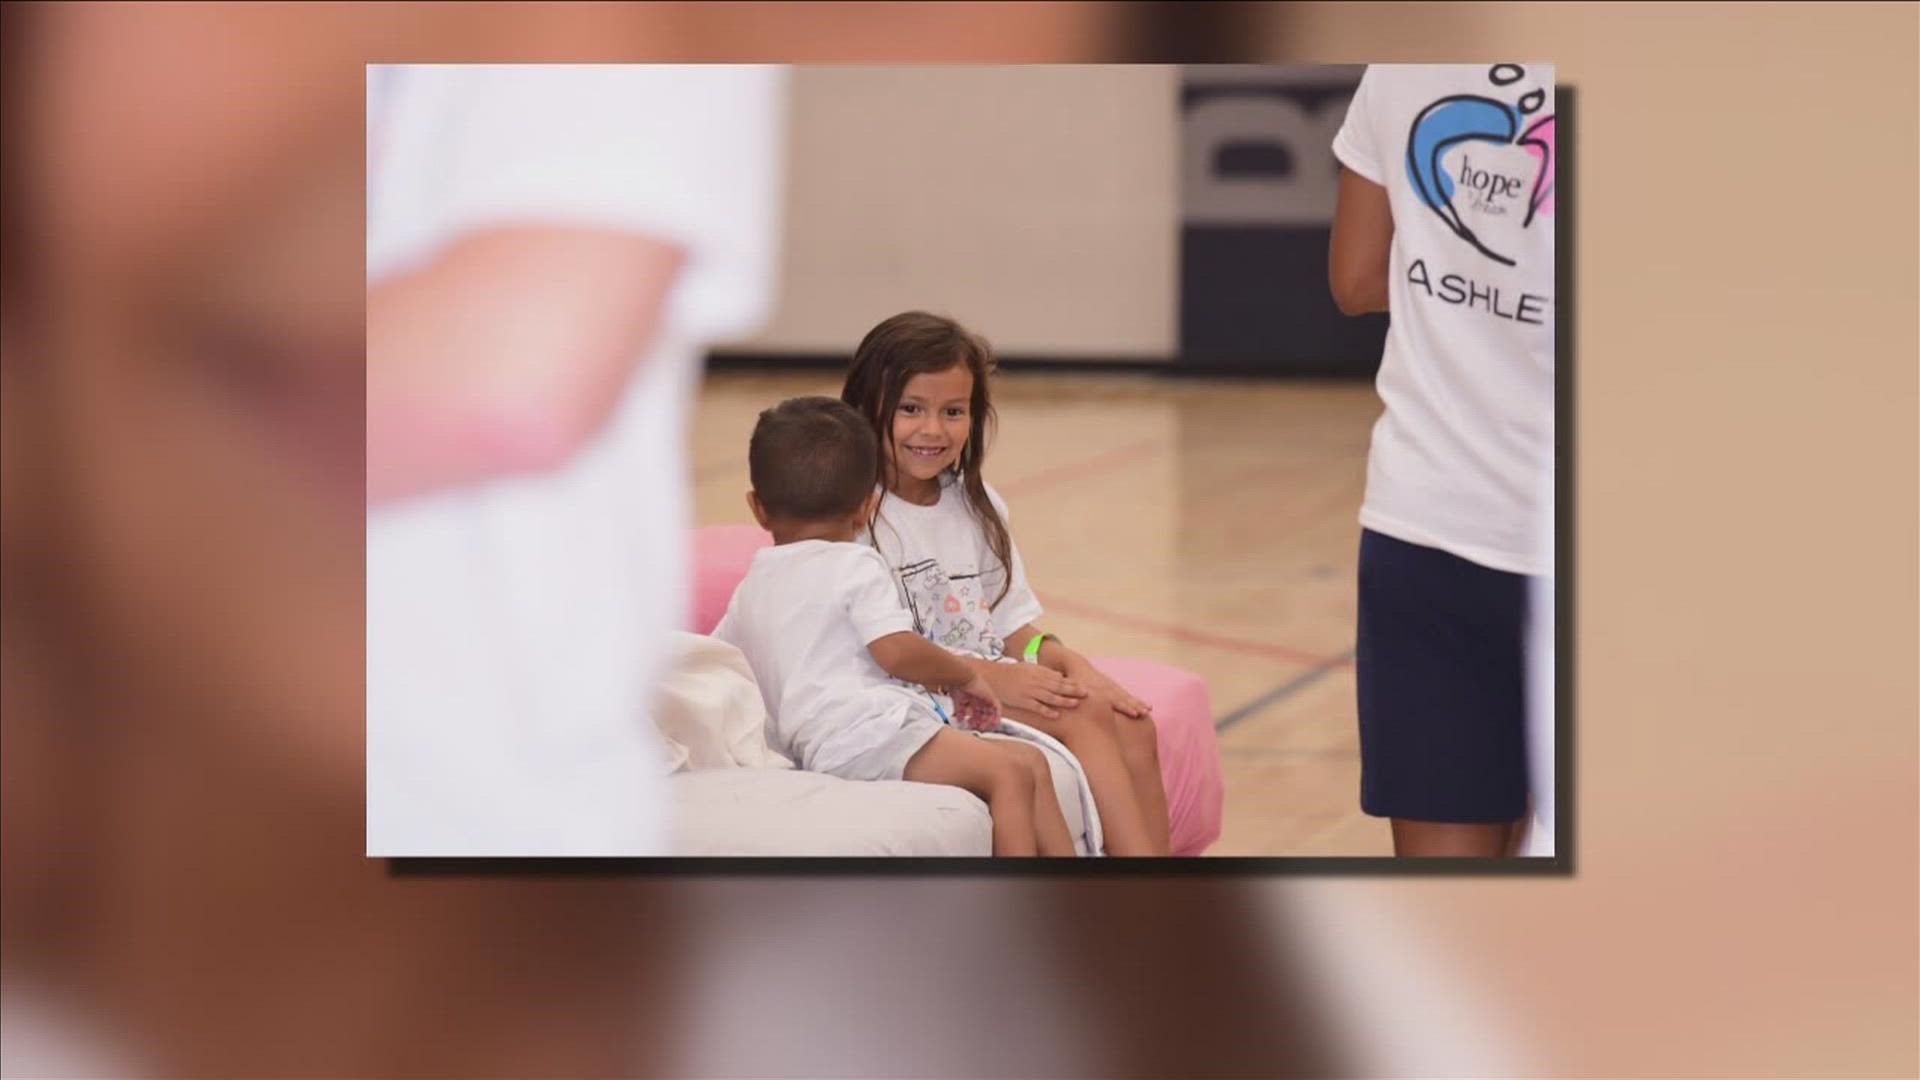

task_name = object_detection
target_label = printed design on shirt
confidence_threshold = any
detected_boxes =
[895,558,1006,661]
[1404,64,1555,268]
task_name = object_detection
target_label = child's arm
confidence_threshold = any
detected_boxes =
[1004,625,1153,719]
[1005,625,1074,671]
[945,649,1086,722]
[1330,167,1394,316]
[868,633,1001,729]
[867,632,977,692]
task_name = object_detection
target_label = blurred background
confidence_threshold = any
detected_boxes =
[3,2,1915,1078]
[713,65,1385,372]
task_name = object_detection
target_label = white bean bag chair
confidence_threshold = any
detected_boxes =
[652,633,1093,857]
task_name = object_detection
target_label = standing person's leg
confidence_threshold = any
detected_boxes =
[1004,700,1156,856]
[1389,820,1514,857]
[1355,530,1528,857]
[903,729,1040,856]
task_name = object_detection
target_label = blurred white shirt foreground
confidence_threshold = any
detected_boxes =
[364,65,786,855]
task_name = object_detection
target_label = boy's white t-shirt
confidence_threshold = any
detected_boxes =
[712,541,934,776]
[1333,63,1556,576]
[861,474,1045,660]
[364,65,785,856]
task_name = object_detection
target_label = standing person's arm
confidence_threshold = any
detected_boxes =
[367,64,783,505]
[367,225,683,504]
[1329,167,1393,316]
[1329,66,1393,317]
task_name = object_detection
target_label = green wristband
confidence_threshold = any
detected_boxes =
[1022,632,1057,664]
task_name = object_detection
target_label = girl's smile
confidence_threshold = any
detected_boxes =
[890,365,974,501]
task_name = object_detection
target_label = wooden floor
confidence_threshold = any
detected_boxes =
[690,369,1392,857]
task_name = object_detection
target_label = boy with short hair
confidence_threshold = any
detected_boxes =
[713,397,1073,856]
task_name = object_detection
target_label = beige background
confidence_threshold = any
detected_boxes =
[729,64,1180,356]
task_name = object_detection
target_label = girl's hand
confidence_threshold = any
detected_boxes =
[983,663,1087,721]
[1068,663,1153,719]
[951,674,1002,733]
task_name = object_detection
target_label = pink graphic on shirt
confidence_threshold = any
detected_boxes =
[1405,65,1555,263]
[1519,114,1555,224]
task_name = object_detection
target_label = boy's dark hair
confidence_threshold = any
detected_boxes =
[748,396,880,521]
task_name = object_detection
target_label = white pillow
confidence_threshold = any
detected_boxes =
[651,632,793,772]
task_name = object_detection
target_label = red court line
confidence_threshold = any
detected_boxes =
[995,438,1167,498]
[1038,594,1353,669]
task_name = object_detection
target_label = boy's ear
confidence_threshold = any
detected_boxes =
[744,490,772,531]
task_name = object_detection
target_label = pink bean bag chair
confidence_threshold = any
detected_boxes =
[689,524,1224,856]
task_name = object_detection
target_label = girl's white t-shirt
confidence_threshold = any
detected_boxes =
[1332,63,1556,576]
[860,473,1045,661]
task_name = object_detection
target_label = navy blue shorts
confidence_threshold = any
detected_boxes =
[1356,529,1531,823]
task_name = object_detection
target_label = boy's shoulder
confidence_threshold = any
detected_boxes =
[745,538,886,583]
[825,540,895,583]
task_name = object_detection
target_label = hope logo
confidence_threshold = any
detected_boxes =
[1405,64,1555,267]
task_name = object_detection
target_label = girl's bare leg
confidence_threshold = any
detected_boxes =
[1113,712,1171,854]
[999,741,1076,856]
[1005,693,1154,856]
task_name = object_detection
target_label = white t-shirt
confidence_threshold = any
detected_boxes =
[364,65,785,856]
[712,541,934,775]
[860,474,1045,660]
[1333,64,1556,575]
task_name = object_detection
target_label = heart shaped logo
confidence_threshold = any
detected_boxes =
[1405,65,1554,267]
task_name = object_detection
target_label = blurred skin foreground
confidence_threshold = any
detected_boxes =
[0,3,1351,1078]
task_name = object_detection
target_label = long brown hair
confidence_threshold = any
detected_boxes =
[841,311,1014,607]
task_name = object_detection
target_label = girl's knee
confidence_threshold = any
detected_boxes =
[1119,714,1160,763]
[1066,693,1120,737]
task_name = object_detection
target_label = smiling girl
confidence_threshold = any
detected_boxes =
[840,311,1170,856]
